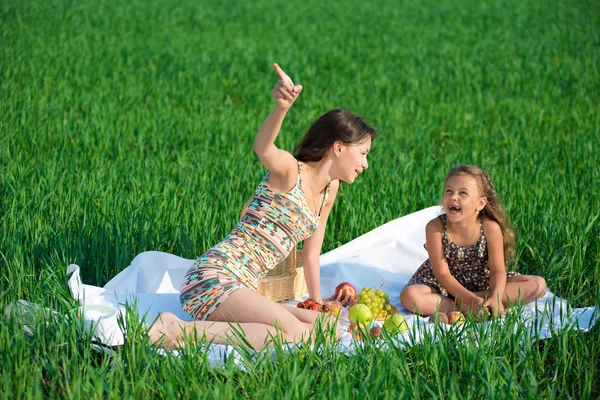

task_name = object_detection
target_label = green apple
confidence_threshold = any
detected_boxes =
[383,314,408,335]
[348,304,373,327]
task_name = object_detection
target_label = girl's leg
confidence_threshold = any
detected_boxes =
[503,275,547,306]
[400,284,456,316]
[473,275,547,310]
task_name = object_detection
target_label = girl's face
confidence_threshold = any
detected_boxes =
[443,173,487,222]
[335,138,372,184]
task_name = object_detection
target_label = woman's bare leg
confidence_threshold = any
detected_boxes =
[282,305,340,339]
[151,288,337,350]
[148,312,280,350]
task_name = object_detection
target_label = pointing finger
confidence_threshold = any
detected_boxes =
[273,63,295,90]
[273,63,289,81]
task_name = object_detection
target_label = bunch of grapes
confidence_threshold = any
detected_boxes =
[355,286,394,320]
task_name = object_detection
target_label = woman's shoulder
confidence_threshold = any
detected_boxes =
[323,179,340,205]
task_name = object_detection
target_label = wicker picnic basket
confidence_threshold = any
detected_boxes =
[257,247,308,302]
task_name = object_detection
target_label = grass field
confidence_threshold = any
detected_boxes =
[1,0,599,398]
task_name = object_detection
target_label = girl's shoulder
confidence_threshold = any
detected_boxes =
[482,218,500,229]
[482,218,502,237]
[425,215,444,233]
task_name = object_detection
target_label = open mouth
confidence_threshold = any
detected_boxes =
[448,205,461,214]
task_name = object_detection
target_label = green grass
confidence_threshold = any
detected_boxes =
[1,0,599,398]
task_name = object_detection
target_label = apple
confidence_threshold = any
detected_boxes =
[428,313,449,324]
[334,282,357,303]
[383,314,408,335]
[348,304,373,327]
[447,311,465,325]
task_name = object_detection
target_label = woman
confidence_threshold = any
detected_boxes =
[149,64,376,350]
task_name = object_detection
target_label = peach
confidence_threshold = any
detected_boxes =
[369,326,382,340]
[447,311,466,325]
[428,313,449,324]
[321,301,343,317]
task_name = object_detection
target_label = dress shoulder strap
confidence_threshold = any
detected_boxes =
[441,214,448,233]
[317,184,331,217]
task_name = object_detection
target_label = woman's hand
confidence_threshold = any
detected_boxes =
[325,292,355,307]
[272,63,302,110]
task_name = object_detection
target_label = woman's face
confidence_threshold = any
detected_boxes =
[336,137,372,184]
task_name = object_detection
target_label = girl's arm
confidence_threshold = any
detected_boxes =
[426,218,484,314]
[301,181,340,303]
[252,64,303,191]
[483,219,507,317]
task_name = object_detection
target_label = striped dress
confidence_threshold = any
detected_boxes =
[180,162,330,320]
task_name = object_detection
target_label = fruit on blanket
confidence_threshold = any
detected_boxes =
[296,298,321,311]
[348,304,373,327]
[321,300,343,317]
[334,282,357,303]
[447,311,466,325]
[428,312,449,324]
[355,284,396,320]
[383,314,408,335]
[347,322,363,340]
[369,325,382,339]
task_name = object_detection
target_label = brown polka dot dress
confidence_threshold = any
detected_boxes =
[405,215,519,297]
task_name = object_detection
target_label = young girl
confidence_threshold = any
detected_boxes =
[400,165,546,318]
[149,64,376,349]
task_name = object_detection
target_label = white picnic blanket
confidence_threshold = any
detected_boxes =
[67,206,598,365]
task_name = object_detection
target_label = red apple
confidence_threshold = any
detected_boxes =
[334,282,357,303]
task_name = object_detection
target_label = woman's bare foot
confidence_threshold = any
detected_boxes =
[148,312,182,349]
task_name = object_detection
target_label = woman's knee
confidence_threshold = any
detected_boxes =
[281,321,311,342]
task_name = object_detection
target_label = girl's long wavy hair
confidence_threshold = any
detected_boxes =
[293,109,376,162]
[446,165,516,262]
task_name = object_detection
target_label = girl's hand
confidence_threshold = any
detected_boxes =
[484,297,505,319]
[272,63,302,110]
[470,296,490,318]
